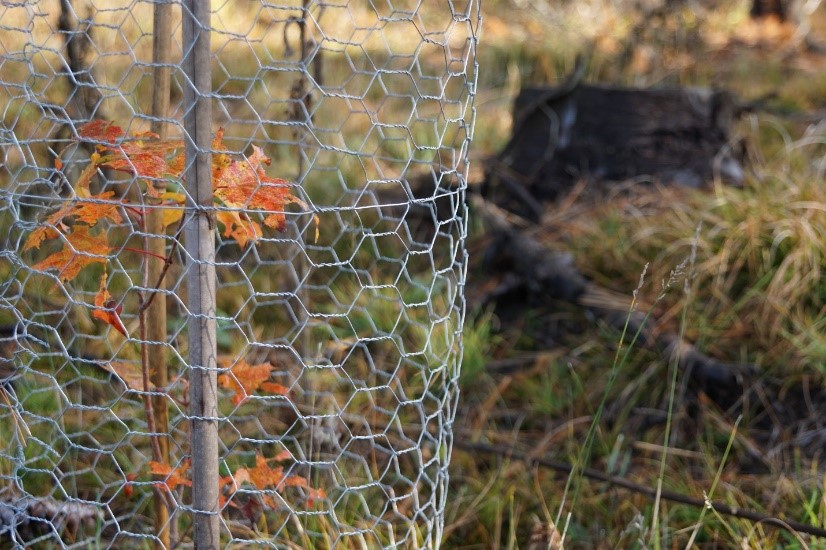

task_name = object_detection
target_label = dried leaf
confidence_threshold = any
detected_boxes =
[232,454,284,491]
[99,360,144,391]
[32,226,110,282]
[92,273,127,336]
[148,460,191,492]
[54,157,63,170]
[217,358,285,405]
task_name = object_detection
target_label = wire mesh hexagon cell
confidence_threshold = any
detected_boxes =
[0,0,478,547]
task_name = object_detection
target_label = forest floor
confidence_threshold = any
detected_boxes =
[446,1,826,548]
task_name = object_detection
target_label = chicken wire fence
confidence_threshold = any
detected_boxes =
[0,1,478,547]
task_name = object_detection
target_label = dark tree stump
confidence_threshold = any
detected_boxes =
[485,83,745,220]
[751,0,787,20]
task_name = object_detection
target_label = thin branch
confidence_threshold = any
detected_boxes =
[139,214,186,314]
[138,288,177,514]
[137,292,162,464]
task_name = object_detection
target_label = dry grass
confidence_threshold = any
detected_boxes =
[2,0,825,547]
[450,0,826,548]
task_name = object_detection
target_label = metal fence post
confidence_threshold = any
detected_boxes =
[181,1,219,547]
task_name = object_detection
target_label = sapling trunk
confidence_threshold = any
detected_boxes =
[147,3,173,548]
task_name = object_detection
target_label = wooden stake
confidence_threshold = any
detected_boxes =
[182,1,219,547]
[148,2,173,547]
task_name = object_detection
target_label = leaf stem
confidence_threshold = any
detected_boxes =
[139,211,186,314]
[124,247,167,261]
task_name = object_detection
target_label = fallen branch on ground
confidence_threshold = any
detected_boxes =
[455,439,826,540]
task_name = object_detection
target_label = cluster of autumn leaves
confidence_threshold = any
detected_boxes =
[24,120,308,335]
[26,120,302,281]
[138,357,325,511]
[146,449,325,512]
[23,120,324,511]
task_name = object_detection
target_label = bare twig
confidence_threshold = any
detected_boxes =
[454,439,826,540]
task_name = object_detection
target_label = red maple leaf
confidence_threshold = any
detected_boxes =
[77,120,125,143]
[78,120,184,196]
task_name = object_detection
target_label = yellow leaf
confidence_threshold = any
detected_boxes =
[159,192,186,229]
[161,207,184,229]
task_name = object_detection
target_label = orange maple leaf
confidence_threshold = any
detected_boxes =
[123,473,138,498]
[217,358,288,405]
[148,460,192,492]
[32,226,110,282]
[222,453,323,509]
[23,225,60,253]
[72,191,123,225]
[232,454,285,491]
[213,145,303,232]
[92,273,127,336]
[73,153,102,198]
[211,128,232,182]
[24,191,121,253]
[216,210,262,249]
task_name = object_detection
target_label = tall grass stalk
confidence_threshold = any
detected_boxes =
[684,414,741,548]
[554,263,650,530]
[652,224,701,549]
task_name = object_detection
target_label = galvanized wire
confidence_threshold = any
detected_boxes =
[0,0,478,547]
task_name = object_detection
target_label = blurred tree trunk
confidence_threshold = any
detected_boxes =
[750,0,787,19]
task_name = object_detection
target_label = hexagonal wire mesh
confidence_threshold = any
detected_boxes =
[0,0,478,547]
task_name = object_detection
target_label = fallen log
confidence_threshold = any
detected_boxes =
[484,79,746,220]
[473,196,757,396]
